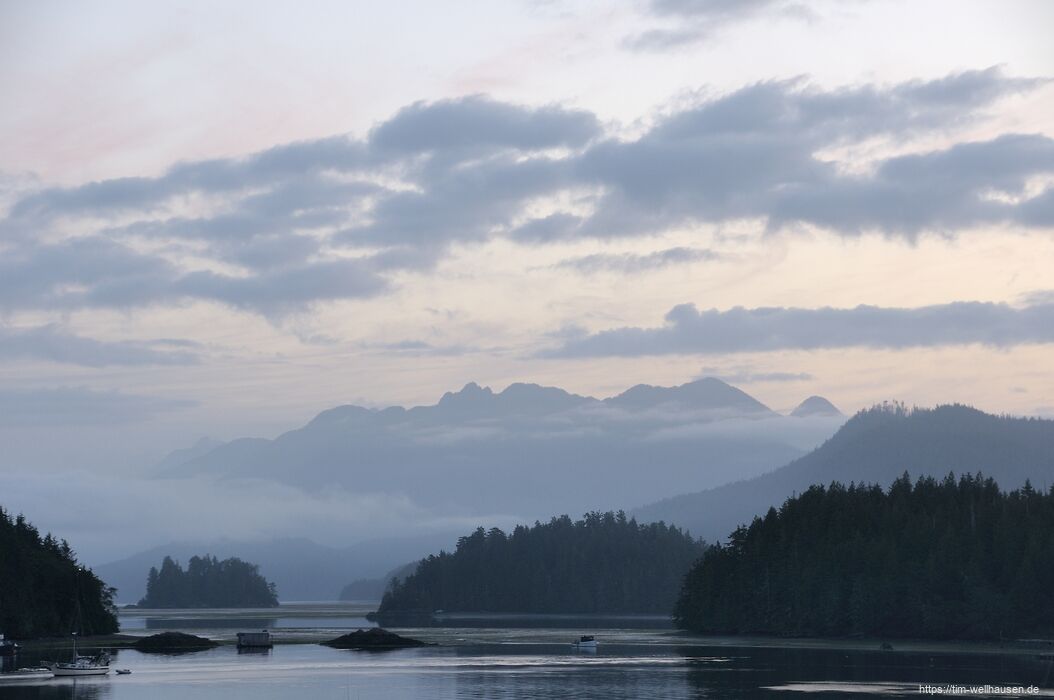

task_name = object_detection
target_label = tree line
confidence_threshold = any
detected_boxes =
[138,555,279,608]
[378,511,704,615]
[0,506,118,638]
[674,473,1054,639]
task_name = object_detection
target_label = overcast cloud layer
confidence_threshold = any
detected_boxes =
[2,68,1052,325]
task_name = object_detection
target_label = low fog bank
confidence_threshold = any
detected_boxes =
[4,470,520,568]
[1,379,848,588]
[5,414,842,571]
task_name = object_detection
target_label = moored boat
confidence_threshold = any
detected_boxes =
[49,634,110,676]
[50,654,111,677]
[237,630,272,648]
[571,634,598,650]
[0,668,54,682]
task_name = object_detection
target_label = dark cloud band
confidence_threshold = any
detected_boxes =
[0,324,201,367]
[543,299,1054,357]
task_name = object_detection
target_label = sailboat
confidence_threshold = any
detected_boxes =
[49,634,110,677]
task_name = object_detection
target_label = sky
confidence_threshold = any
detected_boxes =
[2,0,1053,479]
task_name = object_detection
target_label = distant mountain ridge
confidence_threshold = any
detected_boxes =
[634,403,1054,542]
[791,396,842,417]
[154,436,226,472]
[604,377,774,415]
[156,378,845,523]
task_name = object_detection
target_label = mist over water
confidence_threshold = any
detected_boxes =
[6,381,846,568]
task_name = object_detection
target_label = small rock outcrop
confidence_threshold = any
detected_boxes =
[322,627,429,650]
[132,631,218,652]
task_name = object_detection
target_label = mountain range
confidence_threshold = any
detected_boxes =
[109,385,1054,603]
[634,403,1054,542]
[96,377,841,601]
[157,378,845,524]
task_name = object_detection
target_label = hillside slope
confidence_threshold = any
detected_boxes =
[634,404,1054,542]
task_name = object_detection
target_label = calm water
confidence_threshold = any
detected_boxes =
[1,604,1052,698]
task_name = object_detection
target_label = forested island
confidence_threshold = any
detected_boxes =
[138,555,279,608]
[0,506,118,638]
[674,474,1054,640]
[377,511,703,616]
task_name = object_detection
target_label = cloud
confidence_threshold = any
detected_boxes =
[0,387,196,426]
[0,236,388,317]
[9,136,369,219]
[1022,289,1054,306]
[697,366,813,383]
[0,324,200,367]
[767,134,1054,234]
[509,213,584,243]
[576,70,1051,238]
[625,26,712,52]
[369,95,600,156]
[554,246,719,273]
[2,71,1052,319]
[625,0,821,51]
[367,339,479,357]
[341,155,577,249]
[543,299,1054,357]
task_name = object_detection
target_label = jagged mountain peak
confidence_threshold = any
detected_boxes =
[438,382,494,405]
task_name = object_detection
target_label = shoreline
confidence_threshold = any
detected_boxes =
[673,633,1054,659]
[15,631,1054,659]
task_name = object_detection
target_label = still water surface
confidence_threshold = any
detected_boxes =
[1,604,1051,698]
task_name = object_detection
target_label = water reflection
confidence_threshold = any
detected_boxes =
[144,617,277,630]
[680,644,1054,697]
[447,645,695,700]
[3,611,1053,699]
[0,680,112,700]
[235,646,271,656]
[415,614,672,630]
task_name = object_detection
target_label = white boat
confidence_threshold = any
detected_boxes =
[0,668,54,682]
[51,654,111,677]
[571,635,598,650]
[49,635,110,676]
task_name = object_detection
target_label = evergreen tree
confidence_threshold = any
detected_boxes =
[0,506,118,638]
[673,474,1054,640]
[378,511,704,615]
[139,555,279,608]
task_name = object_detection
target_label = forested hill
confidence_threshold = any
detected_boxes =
[674,474,1054,640]
[636,404,1054,542]
[377,512,704,616]
[0,506,118,638]
[138,555,279,608]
